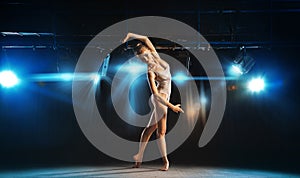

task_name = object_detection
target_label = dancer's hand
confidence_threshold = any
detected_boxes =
[121,38,127,44]
[171,104,184,113]
[122,33,131,43]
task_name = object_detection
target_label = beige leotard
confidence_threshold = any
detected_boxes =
[145,53,171,126]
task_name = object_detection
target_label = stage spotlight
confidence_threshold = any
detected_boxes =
[100,54,110,77]
[0,70,20,88]
[248,77,265,92]
[231,46,256,75]
[231,64,244,76]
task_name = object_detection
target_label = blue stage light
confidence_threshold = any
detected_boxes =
[200,96,207,105]
[116,60,146,75]
[248,77,265,92]
[173,72,189,84]
[0,70,20,88]
[60,73,74,81]
[93,74,101,84]
[231,46,256,76]
[29,73,100,84]
[231,64,244,76]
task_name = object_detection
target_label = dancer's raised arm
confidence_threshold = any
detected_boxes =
[122,32,156,52]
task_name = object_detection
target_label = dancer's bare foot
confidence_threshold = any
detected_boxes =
[132,162,141,168]
[132,154,142,168]
[159,161,169,171]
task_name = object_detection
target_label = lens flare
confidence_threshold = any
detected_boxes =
[0,70,20,88]
[248,77,265,92]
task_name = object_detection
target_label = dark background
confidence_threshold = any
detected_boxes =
[0,0,300,174]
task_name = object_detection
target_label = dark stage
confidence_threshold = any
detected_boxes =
[1,0,300,177]
[0,165,299,178]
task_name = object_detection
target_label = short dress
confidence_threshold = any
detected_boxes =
[147,56,172,127]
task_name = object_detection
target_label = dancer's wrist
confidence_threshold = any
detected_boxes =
[168,103,175,110]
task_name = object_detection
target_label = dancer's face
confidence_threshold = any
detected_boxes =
[136,46,149,55]
[136,47,152,64]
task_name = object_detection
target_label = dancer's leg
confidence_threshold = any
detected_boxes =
[157,114,169,171]
[133,123,157,168]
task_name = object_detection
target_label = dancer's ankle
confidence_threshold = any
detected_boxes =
[133,154,142,168]
[160,161,169,171]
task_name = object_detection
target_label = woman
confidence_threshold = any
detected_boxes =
[122,33,184,171]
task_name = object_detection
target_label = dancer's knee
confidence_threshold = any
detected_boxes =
[143,125,157,137]
[142,128,151,137]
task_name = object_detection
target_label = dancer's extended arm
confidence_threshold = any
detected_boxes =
[122,32,156,52]
[148,71,184,114]
[123,32,169,69]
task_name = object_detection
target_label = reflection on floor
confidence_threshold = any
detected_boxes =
[0,165,299,178]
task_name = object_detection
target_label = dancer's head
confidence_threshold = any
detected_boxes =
[134,43,149,55]
[134,42,156,65]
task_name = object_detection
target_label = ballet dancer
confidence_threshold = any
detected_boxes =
[122,32,184,171]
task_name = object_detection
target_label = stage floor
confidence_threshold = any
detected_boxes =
[0,165,299,177]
